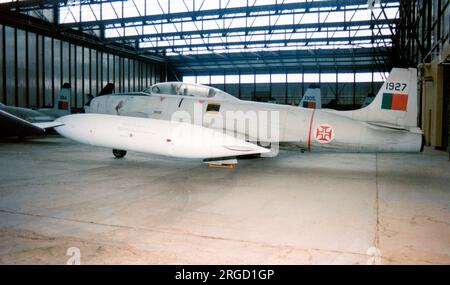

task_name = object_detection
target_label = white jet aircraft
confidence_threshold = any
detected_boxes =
[52,68,424,165]
[0,82,121,139]
[0,83,71,138]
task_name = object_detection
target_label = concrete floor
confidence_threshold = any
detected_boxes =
[0,135,449,264]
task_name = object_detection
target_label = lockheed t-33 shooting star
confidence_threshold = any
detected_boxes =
[52,67,423,166]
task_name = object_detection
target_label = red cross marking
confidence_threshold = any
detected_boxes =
[315,124,334,143]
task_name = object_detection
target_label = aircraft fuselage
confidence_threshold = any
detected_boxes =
[87,93,422,153]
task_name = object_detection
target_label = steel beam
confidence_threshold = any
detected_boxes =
[59,0,399,28]
[105,19,395,41]
[166,48,390,63]
[0,0,122,12]
[176,64,387,75]
[140,35,391,51]
[0,11,165,63]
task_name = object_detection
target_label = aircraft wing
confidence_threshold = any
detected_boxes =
[0,110,61,138]
[32,121,65,129]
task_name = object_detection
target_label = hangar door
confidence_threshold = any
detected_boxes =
[443,65,450,152]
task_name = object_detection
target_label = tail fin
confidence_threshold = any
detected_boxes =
[55,82,71,114]
[299,84,321,109]
[340,68,418,129]
[98,83,115,96]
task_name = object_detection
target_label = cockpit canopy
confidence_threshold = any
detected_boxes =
[143,82,238,101]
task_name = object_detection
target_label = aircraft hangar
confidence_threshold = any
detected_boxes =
[0,0,449,265]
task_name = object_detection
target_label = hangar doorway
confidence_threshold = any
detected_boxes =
[443,65,450,152]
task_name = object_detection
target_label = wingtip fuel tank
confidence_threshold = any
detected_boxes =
[55,114,269,160]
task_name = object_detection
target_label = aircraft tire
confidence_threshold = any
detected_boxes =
[112,149,127,158]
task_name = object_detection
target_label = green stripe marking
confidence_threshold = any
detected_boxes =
[381,93,393,110]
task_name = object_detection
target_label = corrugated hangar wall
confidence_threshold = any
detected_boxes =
[0,24,164,110]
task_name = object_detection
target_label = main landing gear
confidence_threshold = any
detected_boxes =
[112,149,127,158]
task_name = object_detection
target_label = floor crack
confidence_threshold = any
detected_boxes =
[374,153,380,249]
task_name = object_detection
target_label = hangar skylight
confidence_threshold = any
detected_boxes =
[183,71,389,85]
[52,0,400,75]
[57,0,399,56]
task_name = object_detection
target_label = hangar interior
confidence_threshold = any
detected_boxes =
[0,0,449,265]
[1,0,449,147]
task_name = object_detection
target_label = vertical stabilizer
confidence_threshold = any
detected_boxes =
[334,68,418,129]
[98,83,115,96]
[299,85,321,109]
[55,82,71,114]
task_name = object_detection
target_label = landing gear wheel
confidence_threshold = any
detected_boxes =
[112,149,127,158]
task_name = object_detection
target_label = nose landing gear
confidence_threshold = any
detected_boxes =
[112,149,127,158]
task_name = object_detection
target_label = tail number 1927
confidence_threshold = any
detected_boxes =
[386,82,407,91]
